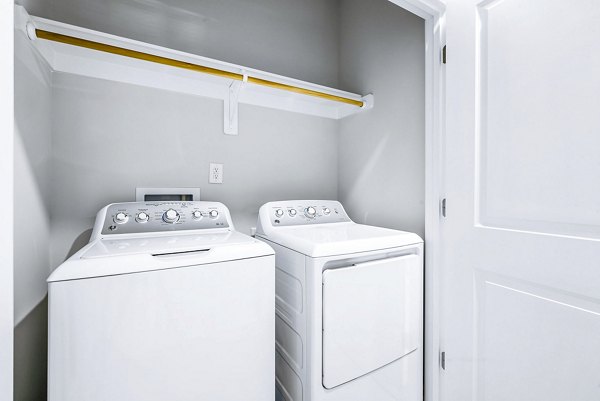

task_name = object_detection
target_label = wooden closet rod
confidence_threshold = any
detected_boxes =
[35,29,365,108]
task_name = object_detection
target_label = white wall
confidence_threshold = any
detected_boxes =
[49,73,339,267]
[14,32,52,325]
[338,0,425,238]
[13,30,53,401]
[1,2,14,400]
[16,0,340,87]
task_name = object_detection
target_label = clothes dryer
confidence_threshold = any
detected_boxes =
[256,200,423,401]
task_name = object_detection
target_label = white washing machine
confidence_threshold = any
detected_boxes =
[256,200,423,401]
[48,201,275,401]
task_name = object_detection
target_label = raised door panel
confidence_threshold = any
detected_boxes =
[478,0,600,237]
[475,272,600,401]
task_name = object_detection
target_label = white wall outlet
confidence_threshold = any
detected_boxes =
[209,163,224,184]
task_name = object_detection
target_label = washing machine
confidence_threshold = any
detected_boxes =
[256,200,423,401]
[48,201,275,401]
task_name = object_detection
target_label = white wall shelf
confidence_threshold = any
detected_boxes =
[15,6,373,135]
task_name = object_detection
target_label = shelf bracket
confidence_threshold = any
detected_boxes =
[224,73,247,135]
[361,94,375,110]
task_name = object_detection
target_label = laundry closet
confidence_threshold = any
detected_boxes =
[12,0,426,399]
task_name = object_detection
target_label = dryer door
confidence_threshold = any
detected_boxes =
[321,253,422,389]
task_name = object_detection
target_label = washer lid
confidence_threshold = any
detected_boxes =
[81,231,252,259]
[48,231,274,282]
[257,222,422,257]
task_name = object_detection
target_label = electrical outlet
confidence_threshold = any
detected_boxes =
[209,163,223,184]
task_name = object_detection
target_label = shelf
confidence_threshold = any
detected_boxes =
[15,6,373,135]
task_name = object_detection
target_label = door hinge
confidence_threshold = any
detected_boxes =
[441,198,447,218]
[441,351,446,370]
[442,45,447,64]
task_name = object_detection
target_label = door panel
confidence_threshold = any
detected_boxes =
[475,271,600,401]
[443,1,600,400]
[478,0,600,237]
[322,255,422,389]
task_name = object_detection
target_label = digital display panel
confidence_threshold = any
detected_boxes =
[144,194,194,201]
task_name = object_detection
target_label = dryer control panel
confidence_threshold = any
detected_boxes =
[258,200,351,230]
[93,201,231,238]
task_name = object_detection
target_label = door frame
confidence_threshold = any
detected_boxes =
[387,1,446,400]
[0,1,14,400]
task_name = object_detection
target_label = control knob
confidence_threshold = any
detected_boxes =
[192,210,203,220]
[305,206,317,218]
[209,210,219,219]
[275,209,284,218]
[323,207,331,215]
[162,209,180,224]
[289,209,297,217]
[114,212,128,224]
[136,212,149,223]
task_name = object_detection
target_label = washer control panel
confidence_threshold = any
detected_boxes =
[99,201,229,236]
[262,200,351,227]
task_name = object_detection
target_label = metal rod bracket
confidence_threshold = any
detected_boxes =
[361,94,375,110]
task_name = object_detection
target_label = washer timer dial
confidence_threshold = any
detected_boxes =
[304,206,317,218]
[162,209,180,224]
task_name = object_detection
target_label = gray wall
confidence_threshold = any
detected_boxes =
[16,0,340,87]
[338,0,425,238]
[14,298,47,401]
[49,73,339,267]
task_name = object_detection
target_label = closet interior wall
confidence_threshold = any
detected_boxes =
[12,1,425,400]
[338,0,425,238]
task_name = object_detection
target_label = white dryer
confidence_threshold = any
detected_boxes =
[48,201,275,401]
[256,200,423,401]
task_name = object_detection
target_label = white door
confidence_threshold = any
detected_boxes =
[442,1,600,401]
[0,2,14,400]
